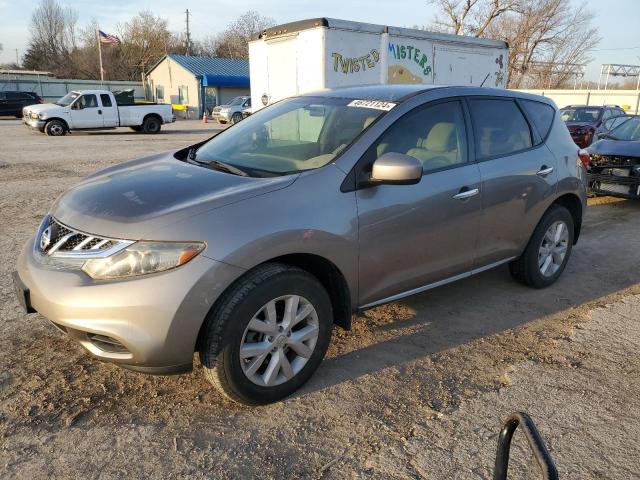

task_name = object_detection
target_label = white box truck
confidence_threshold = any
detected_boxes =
[249,18,509,111]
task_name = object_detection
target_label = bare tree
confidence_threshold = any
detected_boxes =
[116,11,174,80]
[23,0,79,75]
[427,0,600,88]
[202,11,275,59]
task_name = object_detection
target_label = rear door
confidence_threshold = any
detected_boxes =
[100,93,118,127]
[69,94,103,128]
[356,99,482,307]
[469,97,558,267]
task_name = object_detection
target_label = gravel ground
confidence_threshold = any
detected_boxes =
[0,118,639,479]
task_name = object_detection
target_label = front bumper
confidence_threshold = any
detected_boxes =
[588,172,640,198]
[23,117,46,130]
[16,238,245,373]
[212,111,230,122]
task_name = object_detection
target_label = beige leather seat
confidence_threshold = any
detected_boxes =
[406,122,460,170]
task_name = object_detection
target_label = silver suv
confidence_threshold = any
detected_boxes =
[15,85,587,405]
[212,95,251,124]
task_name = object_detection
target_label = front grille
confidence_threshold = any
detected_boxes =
[35,215,132,258]
[590,154,640,168]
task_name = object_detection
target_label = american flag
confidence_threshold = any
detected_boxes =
[99,30,120,45]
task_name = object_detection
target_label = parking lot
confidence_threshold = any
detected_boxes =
[1,118,639,478]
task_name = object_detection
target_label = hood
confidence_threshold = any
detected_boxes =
[588,139,640,157]
[24,103,66,115]
[51,151,297,239]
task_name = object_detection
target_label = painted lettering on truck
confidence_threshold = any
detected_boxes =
[331,49,380,74]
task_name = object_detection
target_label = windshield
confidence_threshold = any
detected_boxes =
[56,91,80,106]
[559,107,601,123]
[228,96,246,106]
[609,116,640,141]
[192,97,388,175]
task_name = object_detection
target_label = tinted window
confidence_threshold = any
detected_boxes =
[370,101,467,173]
[6,92,24,100]
[469,99,533,158]
[521,100,555,140]
[100,94,113,107]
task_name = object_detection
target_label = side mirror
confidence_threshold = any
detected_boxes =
[370,152,422,185]
[596,132,606,140]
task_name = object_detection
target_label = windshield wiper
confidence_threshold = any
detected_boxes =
[186,150,248,177]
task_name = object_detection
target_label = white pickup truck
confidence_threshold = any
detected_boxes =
[23,89,175,136]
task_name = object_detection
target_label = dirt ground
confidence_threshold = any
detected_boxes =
[0,118,639,479]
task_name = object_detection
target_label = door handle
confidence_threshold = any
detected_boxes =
[536,165,554,177]
[453,187,480,200]
[98,109,102,115]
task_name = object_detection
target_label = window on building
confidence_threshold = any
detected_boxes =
[156,86,164,101]
[178,86,189,105]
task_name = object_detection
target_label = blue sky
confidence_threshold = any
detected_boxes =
[1,0,638,82]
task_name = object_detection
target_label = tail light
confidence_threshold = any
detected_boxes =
[37,97,43,103]
[578,149,590,169]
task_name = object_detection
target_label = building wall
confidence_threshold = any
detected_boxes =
[0,77,144,103]
[146,59,200,118]
[518,89,640,114]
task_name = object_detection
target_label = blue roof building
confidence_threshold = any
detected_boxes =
[145,54,250,117]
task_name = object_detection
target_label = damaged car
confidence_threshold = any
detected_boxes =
[587,115,640,199]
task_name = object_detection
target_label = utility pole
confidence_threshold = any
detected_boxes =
[185,9,192,56]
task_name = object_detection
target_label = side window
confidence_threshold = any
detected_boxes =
[77,94,98,108]
[178,86,189,104]
[520,99,555,141]
[100,94,113,107]
[6,92,21,100]
[155,86,164,101]
[602,109,612,121]
[469,99,533,159]
[371,100,468,173]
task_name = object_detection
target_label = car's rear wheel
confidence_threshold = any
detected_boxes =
[198,263,333,405]
[231,112,243,124]
[509,205,574,288]
[141,116,161,134]
[45,119,66,136]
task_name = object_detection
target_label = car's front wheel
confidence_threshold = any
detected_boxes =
[509,205,574,288]
[198,263,333,405]
[45,119,66,136]
[231,112,243,124]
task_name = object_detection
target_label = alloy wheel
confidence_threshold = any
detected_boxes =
[239,295,319,387]
[538,220,569,277]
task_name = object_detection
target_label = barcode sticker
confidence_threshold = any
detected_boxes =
[347,99,396,111]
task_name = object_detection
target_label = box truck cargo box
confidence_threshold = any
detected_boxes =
[249,18,509,111]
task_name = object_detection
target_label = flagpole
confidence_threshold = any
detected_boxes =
[97,26,104,86]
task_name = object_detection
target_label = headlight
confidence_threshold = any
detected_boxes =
[81,241,205,279]
[31,112,38,119]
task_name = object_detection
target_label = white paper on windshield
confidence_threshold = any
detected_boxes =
[347,99,396,111]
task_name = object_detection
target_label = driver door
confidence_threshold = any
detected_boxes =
[70,94,103,128]
[356,99,482,307]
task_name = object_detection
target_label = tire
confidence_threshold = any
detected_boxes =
[509,205,574,288]
[130,126,142,132]
[231,112,243,124]
[141,116,161,134]
[45,119,66,136]
[198,263,333,405]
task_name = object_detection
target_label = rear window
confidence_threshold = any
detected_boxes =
[100,94,113,107]
[469,99,533,159]
[520,100,555,140]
